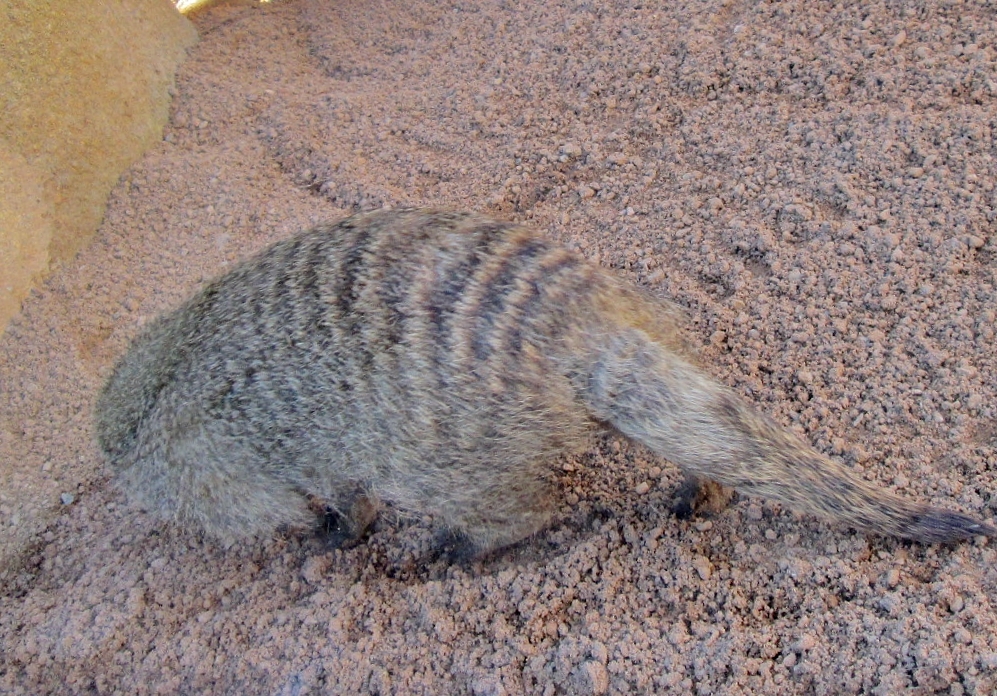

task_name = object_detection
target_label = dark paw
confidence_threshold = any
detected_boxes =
[672,494,696,520]
[586,505,616,525]
[423,529,480,566]
[673,476,737,519]
[319,507,372,550]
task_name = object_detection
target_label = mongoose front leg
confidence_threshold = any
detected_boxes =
[320,494,379,549]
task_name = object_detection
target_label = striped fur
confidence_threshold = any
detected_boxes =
[95,209,995,552]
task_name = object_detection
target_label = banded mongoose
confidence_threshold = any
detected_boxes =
[95,208,995,553]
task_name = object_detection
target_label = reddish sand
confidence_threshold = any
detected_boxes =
[2,0,996,693]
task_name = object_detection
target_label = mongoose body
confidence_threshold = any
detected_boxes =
[96,209,995,552]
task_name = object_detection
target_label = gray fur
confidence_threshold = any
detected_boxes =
[95,209,995,552]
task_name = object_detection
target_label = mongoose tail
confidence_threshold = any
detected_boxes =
[580,328,996,543]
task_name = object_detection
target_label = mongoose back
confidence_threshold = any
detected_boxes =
[95,209,995,553]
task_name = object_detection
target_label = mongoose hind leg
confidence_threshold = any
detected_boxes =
[432,476,557,559]
[672,475,738,519]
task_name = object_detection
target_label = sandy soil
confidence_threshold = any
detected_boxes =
[3,0,997,693]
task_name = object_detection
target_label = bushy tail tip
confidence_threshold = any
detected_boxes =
[901,508,996,544]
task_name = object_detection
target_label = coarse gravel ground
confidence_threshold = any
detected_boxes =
[2,0,997,693]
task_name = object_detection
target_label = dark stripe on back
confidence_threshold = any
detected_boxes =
[373,218,432,353]
[503,252,585,356]
[335,221,375,323]
[470,236,550,361]
[378,263,408,349]
[299,232,335,344]
[427,222,515,370]
[270,238,304,344]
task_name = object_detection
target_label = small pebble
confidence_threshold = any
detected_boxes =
[692,554,713,581]
[572,660,609,695]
